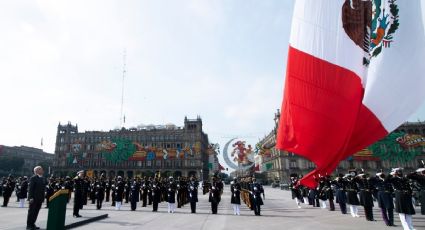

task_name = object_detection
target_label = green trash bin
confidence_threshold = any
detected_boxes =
[47,189,69,230]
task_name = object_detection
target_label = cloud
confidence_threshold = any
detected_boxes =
[0,0,293,156]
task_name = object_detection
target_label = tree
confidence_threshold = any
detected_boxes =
[0,156,24,173]
[218,172,228,179]
[37,160,53,175]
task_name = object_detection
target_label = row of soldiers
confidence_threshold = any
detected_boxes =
[65,171,226,215]
[289,166,425,230]
[45,171,196,216]
[1,175,29,208]
[2,171,267,216]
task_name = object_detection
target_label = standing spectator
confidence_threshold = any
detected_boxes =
[26,166,47,230]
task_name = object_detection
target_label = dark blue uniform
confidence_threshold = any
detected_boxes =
[188,180,198,213]
[209,181,221,214]
[130,180,140,211]
[374,174,394,226]
[332,176,348,214]
[250,181,264,216]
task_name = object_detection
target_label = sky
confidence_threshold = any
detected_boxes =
[1,0,425,170]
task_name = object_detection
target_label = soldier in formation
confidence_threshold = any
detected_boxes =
[289,173,302,208]
[375,171,394,226]
[208,175,223,214]
[230,178,241,215]
[129,177,140,211]
[188,176,199,213]
[250,177,264,216]
[289,165,425,230]
[17,176,28,208]
[95,175,105,210]
[114,176,125,210]
[151,175,162,212]
[73,170,84,218]
[1,175,15,207]
[332,173,348,214]
[166,176,177,213]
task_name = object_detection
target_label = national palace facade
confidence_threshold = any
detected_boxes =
[257,110,425,184]
[53,117,215,180]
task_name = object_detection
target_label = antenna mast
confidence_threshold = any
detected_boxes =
[120,49,126,128]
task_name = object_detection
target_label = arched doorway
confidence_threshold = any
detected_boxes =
[100,170,107,178]
[188,171,197,178]
[144,170,154,178]
[109,170,116,178]
[163,171,172,178]
[127,170,134,179]
[135,170,142,178]
[174,171,182,178]
[61,171,69,177]
[117,170,125,177]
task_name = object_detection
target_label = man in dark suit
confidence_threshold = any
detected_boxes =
[26,166,47,230]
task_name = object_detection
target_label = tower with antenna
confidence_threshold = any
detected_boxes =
[120,49,126,128]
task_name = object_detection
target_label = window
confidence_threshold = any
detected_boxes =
[353,161,362,169]
[367,161,376,169]
[290,160,297,169]
[147,161,152,167]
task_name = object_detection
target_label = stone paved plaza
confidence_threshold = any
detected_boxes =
[1,185,424,230]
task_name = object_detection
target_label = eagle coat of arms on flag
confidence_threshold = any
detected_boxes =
[342,0,399,66]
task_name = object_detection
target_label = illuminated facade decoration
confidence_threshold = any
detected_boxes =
[53,117,210,180]
[258,110,425,184]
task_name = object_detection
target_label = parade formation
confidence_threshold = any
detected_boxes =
[1,170,268,218]
[2,166,424,230]
[289,166,425,230]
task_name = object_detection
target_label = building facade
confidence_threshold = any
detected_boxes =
[53,117,211,180]
[258,110,425,184]
[0,145,54,176]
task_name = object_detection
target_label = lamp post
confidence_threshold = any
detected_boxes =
[273,109,281,135]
